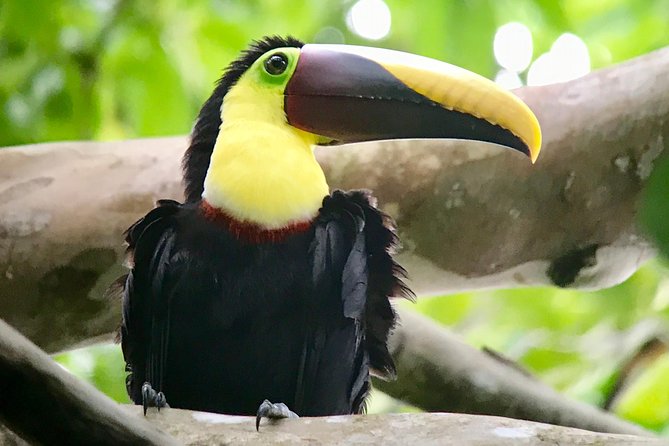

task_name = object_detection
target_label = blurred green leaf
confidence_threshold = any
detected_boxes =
[641,155,669,260]
[412,293,473,326]
[54,344,129,404]
[614,354,669,430]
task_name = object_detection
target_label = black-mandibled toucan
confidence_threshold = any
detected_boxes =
[116,36,541,428]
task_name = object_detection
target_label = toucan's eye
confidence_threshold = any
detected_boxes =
[264,53,288,75]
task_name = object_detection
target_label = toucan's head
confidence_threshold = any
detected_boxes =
[188,36,541,229]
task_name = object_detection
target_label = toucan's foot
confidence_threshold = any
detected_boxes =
[141,382,169,415]
[255,399,299,431]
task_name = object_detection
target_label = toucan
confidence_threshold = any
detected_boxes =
[116,36,541,428]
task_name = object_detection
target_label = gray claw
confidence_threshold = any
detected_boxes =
[255,399,298,431]
[141,382,169,415]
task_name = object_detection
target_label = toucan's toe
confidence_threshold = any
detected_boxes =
[255,399,299,431]
[141,382,169,415]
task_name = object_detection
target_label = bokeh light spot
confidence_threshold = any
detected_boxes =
[527,33,590,86]
[313,26,346,44]
[494,22,533,73]
[494,69,523,90]
[346,0,391,41]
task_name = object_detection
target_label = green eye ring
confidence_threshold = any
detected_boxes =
[264,53,289,75]
[253,47,299,86]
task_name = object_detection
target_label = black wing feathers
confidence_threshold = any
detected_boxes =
[121,200,181,402]
[145,227,176,396]
[341,191,413,380]
[300,190,410,414]
[341,230,368,320]
[298,215,358,414]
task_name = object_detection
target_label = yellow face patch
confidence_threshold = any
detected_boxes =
[202,47,330,229]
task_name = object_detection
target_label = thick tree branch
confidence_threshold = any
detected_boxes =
[80,408,667,445]
[0,318,178,445]
[375,308,649,436]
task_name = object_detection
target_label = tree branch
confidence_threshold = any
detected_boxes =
[80,407,667,445]
[0,318,178,445]
[375,308,649,436]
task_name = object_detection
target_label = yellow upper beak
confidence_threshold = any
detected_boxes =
[285,44,542,163]
[367,47,542,162]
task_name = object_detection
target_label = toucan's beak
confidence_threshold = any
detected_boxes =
[285,44,541,163]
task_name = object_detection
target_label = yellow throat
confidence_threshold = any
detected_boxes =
[202,74,329,230]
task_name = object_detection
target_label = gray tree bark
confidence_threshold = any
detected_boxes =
[74,408,669,445]
[374,309,648,436]
[0,46,668,441]
[0,319,178,445]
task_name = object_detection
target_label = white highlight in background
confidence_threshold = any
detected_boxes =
[346,0,391,41]
[494,69,523,90]
[493,22,533,73]
[527,33,590,86]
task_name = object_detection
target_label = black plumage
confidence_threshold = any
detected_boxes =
[118,36,412,417]
[121,191,410,415]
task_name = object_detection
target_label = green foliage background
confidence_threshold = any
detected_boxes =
[3,0,669,432]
